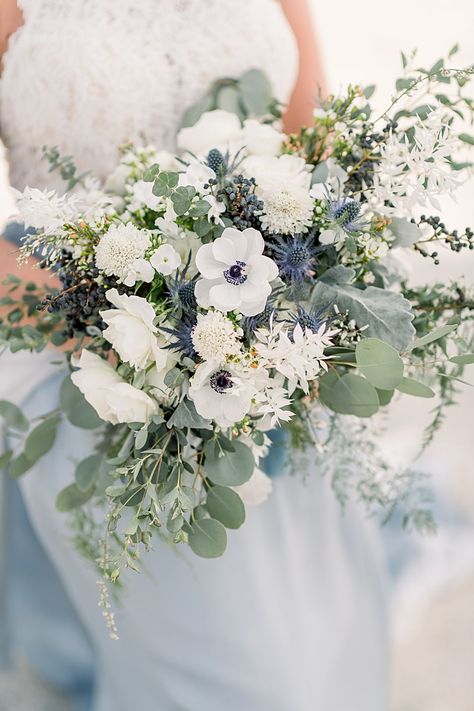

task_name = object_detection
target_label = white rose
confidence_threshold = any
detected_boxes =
[241,119,285,156]
[100,289,160,370]
[243,154,312,191]
[233,467,273,506]
[177,109,242,156]
[150,244,182,276]
[71,350,158,424]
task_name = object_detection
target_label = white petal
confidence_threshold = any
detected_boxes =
[212,236,236,265]
[239,296,268,317]
[220,227,248,262]
[239,279,271,301]
[209,282,241,312]
[196,243,226,279]
[195,278,216,308]
[242,227,265,258]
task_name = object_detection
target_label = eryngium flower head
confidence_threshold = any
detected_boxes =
[271,234,317,286]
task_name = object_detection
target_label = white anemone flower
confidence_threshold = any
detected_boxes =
[195,227,278,317]
[95,222,154,287]
[150,244,182,276]
[188,361,252,428]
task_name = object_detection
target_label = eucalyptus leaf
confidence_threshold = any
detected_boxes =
[311,162,329,185]
[388,217,422,247]
[396,377,435,398]
[167,398,212,430]
[60,376,102,429]
[180,94,213,129]
[9,453,34,479]
[319,372,379,417]
[239,69,273,117]
[376,389,394,406]
[450,353,474,365]
[56,483,94,512]
[204,440,254,486]
[188,518,227,558]
[314,267,415,350]
[75,453,103,492]
[216,86,243,117]
[355,338,404,389]
[0,400,29,432]
[410,323,458,350]
[207,486,245,529]
[25,417,60,462]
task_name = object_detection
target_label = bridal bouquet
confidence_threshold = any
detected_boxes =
[1,56,474,580]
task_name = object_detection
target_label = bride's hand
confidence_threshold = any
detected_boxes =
[280,0,326,133]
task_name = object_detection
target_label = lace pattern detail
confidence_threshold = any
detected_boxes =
[0,0,298,190]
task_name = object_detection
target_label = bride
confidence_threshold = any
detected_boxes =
[0,1,389,709]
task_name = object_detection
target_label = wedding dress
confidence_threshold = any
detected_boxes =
[0,2,389,709]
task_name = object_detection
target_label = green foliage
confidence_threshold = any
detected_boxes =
[0,400,29,432]
[59,376,102,429]
[56,483,95,512]
[206,486,246,529]
[397,377,435,398]
[204,440,254,486]
[319,371,379,417]
[75,453,103,492]
[355,338,404,390]
[188,518,227,558]
[24,417,60,461]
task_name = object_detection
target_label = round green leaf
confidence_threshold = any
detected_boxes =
[356,338,404,390]
[207,486,246,529]
[25,417,60,462]
[188,518,227,558]
[56,483,94,512]
[0,400,29,432]
[75,453,103,492]
[330,373,379,417]
[396,377,435,398]
[204,441,254,486]
[60,376,102,429]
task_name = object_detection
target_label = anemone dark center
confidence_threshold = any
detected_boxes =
[210,369,234,394]
[224,260,247,285]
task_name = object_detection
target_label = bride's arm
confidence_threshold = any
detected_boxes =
[280,0,326,132]
[0,0,23,74]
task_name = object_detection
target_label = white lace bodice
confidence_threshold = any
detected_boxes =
[0,0,298,191]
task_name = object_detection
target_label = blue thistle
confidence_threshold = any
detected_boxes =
[288,304,332,337]
[168,255,198,311]
[160,315,197,360]
[271,234,317,286]
[327,197,364,234]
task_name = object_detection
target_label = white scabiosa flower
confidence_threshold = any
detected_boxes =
[150,244,182,276]
[195,227,278,317]
[71,350,158,424]
[191,311,242,363]
[188,361,252,428]
[95,222,154,287]
[259,183,315,235]
[100,289,160,370]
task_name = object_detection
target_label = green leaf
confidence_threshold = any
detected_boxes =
[410,323,458,350]
[24,417,60,462]
[9,453,34,478]
[459,133,474,146]
[376,389,394,406]
[180,94,214,129]
[311,161,329,185]
[167,398,212,430]
[207,486,245,529]
[388,217,422,247]
[355,338,404,389]
[152,171,179,197]
[188,518,227,558]
[319,372,379,417]
[0,449,13,469]
[60,376,102,429]
[170,186,195,216]
[204,440,254,486]
[75,453,103,492]
[239,68,273,117]
[449,353,474,365]
[216,86,242,116]
[363,84,376,99]
[0,400,29,432]
[142,163,160,182]
[396,377,435,398]
[56,483,94,512]
[314,267,415,350]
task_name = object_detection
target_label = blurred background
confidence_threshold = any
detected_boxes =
[0,1,473,709]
